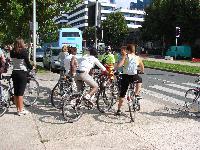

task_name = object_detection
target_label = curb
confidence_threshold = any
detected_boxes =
[145,66,199,76]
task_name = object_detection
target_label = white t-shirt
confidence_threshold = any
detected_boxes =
[78,55,106,73]
[64,54,73,74]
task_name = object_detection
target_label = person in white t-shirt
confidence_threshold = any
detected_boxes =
[114,44,144,115]
[75,48,107,106]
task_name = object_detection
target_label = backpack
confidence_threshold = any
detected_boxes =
[126,55,138,75]
[0,56,9,74]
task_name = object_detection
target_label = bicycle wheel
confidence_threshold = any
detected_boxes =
[62,93,83,123]
[96,87,113,113]
[51,82,64,109]
[127,90,136,122]
[185,88,199,102]
[24,78,39,106]
[0,87,9,117]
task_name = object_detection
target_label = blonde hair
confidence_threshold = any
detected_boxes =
[62,45,68,52]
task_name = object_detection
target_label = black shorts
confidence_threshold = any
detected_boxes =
[119,74,142,98]
[12,70,27,96]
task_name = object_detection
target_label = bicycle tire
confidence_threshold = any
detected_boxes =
[0,87,9,117]
[127,90,136,122]
[185,88,199,102]
[96,87,113,113]
[51,82,64,109]
[23,78,39,106]
[62,93,83,123]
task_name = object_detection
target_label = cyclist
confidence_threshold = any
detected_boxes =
[100,46,115,80]
[58,45,69,67]
[114,44,144,115]
[75,47,107,106]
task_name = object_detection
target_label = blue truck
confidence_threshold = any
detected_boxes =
[166,45,191,59]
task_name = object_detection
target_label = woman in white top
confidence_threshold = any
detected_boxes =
[58,45,68,67]
[115,44,144,115]
[76,48,107,103]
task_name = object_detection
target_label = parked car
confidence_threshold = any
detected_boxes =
[43,47,62,71]
[36,48,44,61]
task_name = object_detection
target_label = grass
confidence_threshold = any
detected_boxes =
[143,60,200,74]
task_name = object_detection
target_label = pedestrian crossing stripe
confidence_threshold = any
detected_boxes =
[149,85,186,97]
[166,84,190,91]
[143,89,185,106]
[182,83,199,88]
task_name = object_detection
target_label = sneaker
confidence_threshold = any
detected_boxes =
[115,109,122,116]
[83,98,94,109]
[17,109,29,116]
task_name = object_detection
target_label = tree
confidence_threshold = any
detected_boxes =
[101,12,128,50]
[141,0,200,48]
[0,0,82,44]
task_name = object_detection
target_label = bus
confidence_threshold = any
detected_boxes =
[58,28,83,56]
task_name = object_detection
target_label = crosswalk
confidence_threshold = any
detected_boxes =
[143,78,199,106]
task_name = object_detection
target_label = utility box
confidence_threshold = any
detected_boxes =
[166,46,191,59]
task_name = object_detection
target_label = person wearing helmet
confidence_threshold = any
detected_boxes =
[100,46,115,80]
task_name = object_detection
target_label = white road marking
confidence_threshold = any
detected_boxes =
[182,83,199,88]
[143,89,185,106]
[166,84,191,91]
[149,85,186,97]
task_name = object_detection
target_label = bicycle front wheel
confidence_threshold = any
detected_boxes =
[0,87,9,117]
[185,88,199,102]
[24,78,39,106]
[96,87,113,113]
[62,94,83,123]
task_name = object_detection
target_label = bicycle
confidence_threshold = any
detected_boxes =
[23,70,40,106]
[62,80,93,123]
[51,67,74,109]
[0,70,39,117]
[185,78,200,111]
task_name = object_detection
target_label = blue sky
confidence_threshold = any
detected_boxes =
[116,0,137,9]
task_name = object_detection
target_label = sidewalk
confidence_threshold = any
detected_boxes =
[1,72,200,150]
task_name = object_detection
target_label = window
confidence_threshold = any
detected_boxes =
[62,32,80,37]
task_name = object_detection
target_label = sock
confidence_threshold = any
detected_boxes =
[84,94,91,100]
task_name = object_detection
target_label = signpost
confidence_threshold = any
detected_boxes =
[175,27,181,60]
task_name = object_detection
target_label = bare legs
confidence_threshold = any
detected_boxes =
[15,96,24,112]
[135,83,142,96]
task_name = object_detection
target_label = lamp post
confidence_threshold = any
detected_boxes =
[95,0,99,49]
[33,0,37,65]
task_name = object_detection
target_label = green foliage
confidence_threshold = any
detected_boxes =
[143,60,200,74]
[0,0,82,44]
[142,0,200,46]
[101,12,128,49]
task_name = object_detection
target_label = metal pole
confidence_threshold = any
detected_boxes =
[95,0,98,49]
[33,0,37,65]
[175,37,177,60]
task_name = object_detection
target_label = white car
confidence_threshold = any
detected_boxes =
[43,47,62,71]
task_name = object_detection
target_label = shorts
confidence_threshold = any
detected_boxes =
[119,74,142,98]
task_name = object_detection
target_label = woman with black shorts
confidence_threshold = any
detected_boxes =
[11,38,33,116]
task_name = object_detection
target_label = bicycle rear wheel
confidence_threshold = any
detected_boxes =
[127,90,136,122]
[96,87,113,113]
[185,88,199,102]
[62,93,83,123]
[51,82,64,109]
[24,78,39,106]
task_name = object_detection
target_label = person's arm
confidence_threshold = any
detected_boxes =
[94,58,106,71]
[23,50,33,70]
[70,56,78,76]
[138,57,144,73]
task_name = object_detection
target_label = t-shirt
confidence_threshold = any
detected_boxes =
[78,55,106,73]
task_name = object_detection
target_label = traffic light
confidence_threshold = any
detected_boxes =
[176,27,181,38]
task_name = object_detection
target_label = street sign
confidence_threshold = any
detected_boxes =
[176,27,180,38]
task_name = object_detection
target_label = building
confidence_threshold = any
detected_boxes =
[130,0,152,10]
[55,0,145,30]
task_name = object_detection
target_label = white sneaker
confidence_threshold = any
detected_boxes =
[17,109,29,116]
